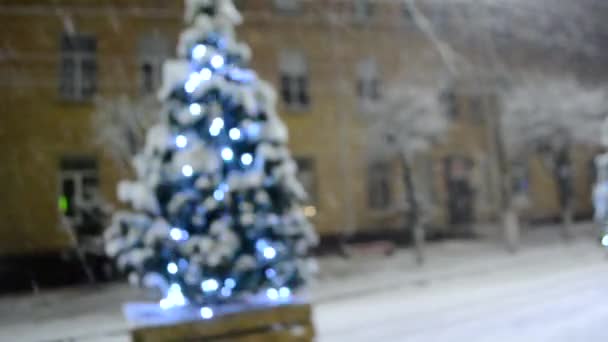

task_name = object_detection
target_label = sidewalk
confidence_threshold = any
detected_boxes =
[315,223,608,342]
[315,221,598,303]
[0,222,600,342]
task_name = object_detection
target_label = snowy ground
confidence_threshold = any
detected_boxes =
[1,223,607,341]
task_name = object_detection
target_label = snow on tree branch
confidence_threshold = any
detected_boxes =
[502,77,608,158]
[365,83,448,161]
[91,95,159,170]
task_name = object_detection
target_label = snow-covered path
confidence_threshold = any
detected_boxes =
[1,224,607,341]
[316,234,608,341]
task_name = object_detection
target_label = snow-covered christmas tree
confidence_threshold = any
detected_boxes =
[104,0,318,313]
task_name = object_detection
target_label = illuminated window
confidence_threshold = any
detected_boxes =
[59,33,96,101]
[59,156,100,231]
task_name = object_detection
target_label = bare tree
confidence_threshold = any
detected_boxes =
[365,83,448,264]
[502,76,607,239]
[91,95,159,170]
[400,0,608,251]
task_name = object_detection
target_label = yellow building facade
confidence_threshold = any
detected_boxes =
[0,0,594,256]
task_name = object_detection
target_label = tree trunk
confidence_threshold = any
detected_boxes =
[504,207,520,253]
[490,102,520,252]
[401,157,425,265]
[552,146,574,241]
[561,202,574,241]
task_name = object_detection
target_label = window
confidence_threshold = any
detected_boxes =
[444,156,475,224]
[467,96,486,123]
[295,157,317,206]
[59,156,101,233]
[138,33,169,94]
[402,3,414,22]
[441,89,458,119]
[511,159,530,195]
[479,155,495,205]
[60,33,97,101]
[141,63,154,93]
[368,162,391,209]
[279,50,309,109]
[357,58,381,104]
[418,156,437,206]
[274,0,300,14]
[354,0,374,22]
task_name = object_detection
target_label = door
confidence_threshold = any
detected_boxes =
[444,156,475,226]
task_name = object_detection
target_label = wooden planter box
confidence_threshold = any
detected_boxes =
[124,299,314,342]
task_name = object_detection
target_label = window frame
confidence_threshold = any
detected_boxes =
[138,33,169,95]
[59,33,97,102]
[357,58,381,106]
[367,162,392,210]
[441,89,458,119]
[58,156,100,227]
[279,50,310,110]
[467,96,486,124]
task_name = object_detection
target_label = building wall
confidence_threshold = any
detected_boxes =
[0,0,594,256]
[523,147,595,221]
[0,0,182,255]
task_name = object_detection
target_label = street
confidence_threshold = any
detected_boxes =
[3,1,608,341]
[1,225,607,341]
[317,229,608,341]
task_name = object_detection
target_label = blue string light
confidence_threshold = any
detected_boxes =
[192,44,207,59]
[201,279,219,292]
[200,68,213,81]
[265,268,276,279]
[175,135,188,148]
[229,128,241,140]
[170,227,189,241]
[266,288,279,300]
[211,55,225,69]
[240,153,253,166]
[167,262,178,274]
[200,306,214,319]
[213,189,225,201]
[221,287,232,297]
[184,73,201,93]
[263,246,277,260]
[224,278,236,289]
[221,147,234,161]
[189,103,202,116]
[182,165,194,177]
[160,283,186,309]
[209,118,224,136]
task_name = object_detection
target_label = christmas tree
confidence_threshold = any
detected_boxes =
[104,0,318,312]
